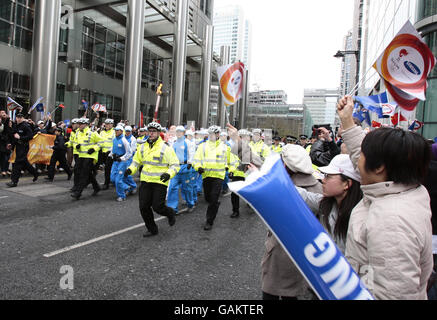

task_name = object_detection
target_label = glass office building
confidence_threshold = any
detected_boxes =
[0,0,215,127]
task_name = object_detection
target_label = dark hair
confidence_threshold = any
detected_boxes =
[361,128,431,185]
[319,174,363,242]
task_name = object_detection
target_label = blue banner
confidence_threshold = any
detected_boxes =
[354,92,389,119]
[228,155,374,300]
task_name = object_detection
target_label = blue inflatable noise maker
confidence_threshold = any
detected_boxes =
[228,154,374,300]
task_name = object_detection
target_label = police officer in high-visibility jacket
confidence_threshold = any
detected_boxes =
[271,136,282,154]
[167,126,196,214]
[193,125,232,231]
[125,122,180,238]
[99,119,115,190]
[249,128,271,162]
[71,118,103,200]
[228,152,247,219]
[66,118,80,193]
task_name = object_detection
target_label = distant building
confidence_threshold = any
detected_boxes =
[213,4,252,68]
[303,88,339,127]
[249,90,288,105]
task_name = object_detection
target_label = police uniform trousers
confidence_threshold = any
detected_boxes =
[203,177,223,225]
[11,159,37,184]
[139,182,175,234]
[75,157,99,195]
[231,176,246,213]
[99,151,113,186]
[47,151,72,180]
[72,154,80,192]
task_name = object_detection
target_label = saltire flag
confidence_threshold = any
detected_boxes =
[28,97,44,114]
[408,120,424,131]
[35,104,44,112]
[373,21,436,110]
[391,112,408,126]
[217,61,245,106]
[7,97,23,111]
[81,100,89,110]
[354,92,388,118]
[228,155,374,300]
[352,103,371,126]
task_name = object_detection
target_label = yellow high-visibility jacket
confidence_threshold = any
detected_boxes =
[99,128,115,153]
[249,140,271,161]
[128,137,180,186]
[75,127,103,163]
[229,152,246,178]
[65,130,79,156]
[193,140,232,180]
[271,144,282,154]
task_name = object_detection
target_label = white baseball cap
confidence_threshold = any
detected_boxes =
[176,126,186,132]
[318,154,361,183]
[115,125,124,131]
[125,126,132,132]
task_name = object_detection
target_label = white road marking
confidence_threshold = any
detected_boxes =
[43,217,166,258]
[0,196,8,199]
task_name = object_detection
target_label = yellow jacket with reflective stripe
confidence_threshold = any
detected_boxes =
[271,144,282,154]
[76,127,103,162]
[65,130,79,156]
[193,140,232,180]
[128,137,180,186]
[229,152,245,178]
[249,141,271,161]
[99,128,115,153]
[305,144,319,172]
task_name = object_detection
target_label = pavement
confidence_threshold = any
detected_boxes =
[0,171,269,300]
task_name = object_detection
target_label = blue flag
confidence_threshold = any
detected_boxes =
[35,103,44,112]
[228,155,374,300]
[354,92,388,119]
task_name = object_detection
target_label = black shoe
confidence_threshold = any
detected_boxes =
[6,182,17,188]
[230,212,240,218]
[143,231,158,238]
[101,184,109,191]
[168,211,176,227]
[44,177,53,182]
[33,173,39,182]
[71,192,81,200]
[92,187,101,197]
[67,173,72,181]
[203,223,213,231]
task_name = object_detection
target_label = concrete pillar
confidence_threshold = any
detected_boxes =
[217,46,230,128]
[199,24,214,129]
[122,0,145,125]
[30,0,61,122]
[171,0,189,126]
[239,69,249,129]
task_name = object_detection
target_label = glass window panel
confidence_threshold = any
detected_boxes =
[81,51,93,70]
[107,30,116,46]
[14,25,21,47]
[0,19,11,44]
[116,35,125,51]
[94,40,105,57]
[95,24,106,42]
[83,17,94,35]
[106,44,115,63]
[0,69,11,92]
[82,34,93,53]
[95,56,104,74]
[0,1,12,21]
[113,97,122,112]
[21,28,32,50]
[105,62,115,77]
[116,49,124,65]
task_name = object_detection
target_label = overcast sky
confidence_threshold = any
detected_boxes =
[214,0,355,104]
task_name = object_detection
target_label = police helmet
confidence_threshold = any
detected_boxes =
[105,119,114,124]
[147,122,162,131]
[208,126,221,135]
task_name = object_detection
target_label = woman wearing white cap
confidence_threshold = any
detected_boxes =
[297,154,363,254]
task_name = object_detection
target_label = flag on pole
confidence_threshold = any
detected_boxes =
[354,92,389,118]
[372,121,382,128]
[391,111,408,126]
[35,104,44,112]
[28,97,44,114]
[91,103,107,113]
[139,111,144,128]
[217,61,245,106]
[81,100,89,110]
[373,20,436,110]
[59,104,65,109]
[408,120,424,131]
[7,97,23,111]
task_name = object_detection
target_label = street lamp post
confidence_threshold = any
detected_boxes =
[334,50,360,95]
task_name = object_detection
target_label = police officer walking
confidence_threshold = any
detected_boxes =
[71,118,103,200]
[6,113,38,187]
[249,129,271,162]
[193,126,232,231]
[45,127,72,182]
[125,122,180,237]
[99,119,115,190]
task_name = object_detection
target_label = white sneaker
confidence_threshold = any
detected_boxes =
[116,197,126,202]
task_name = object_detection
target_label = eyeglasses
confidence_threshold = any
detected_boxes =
[323,173,340,180]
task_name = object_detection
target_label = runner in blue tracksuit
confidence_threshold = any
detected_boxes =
[167,126,196,214]
[110,125,135,202]
[123,126,137,196]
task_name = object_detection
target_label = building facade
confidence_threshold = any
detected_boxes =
[249,90,288,105]
[212,4,251,69]
[303,88,339,127]
[0,0,216,128]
